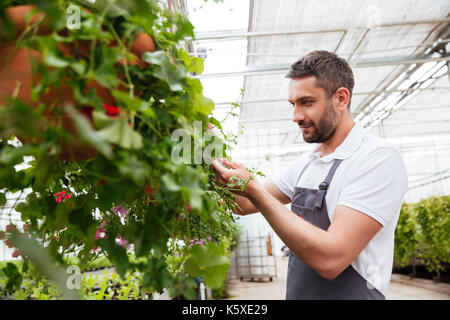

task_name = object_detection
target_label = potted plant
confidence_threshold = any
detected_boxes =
[0,0,239,300]
[0,4,156,160]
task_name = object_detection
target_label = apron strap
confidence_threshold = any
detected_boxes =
[314,159,344,208]
[294,160,312,187]
[321,159,344,190]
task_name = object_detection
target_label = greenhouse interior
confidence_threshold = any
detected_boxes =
[0,0,449,301]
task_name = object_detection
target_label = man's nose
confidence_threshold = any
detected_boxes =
[292,109,305,124]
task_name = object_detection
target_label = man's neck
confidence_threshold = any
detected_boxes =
[318,119,355,157]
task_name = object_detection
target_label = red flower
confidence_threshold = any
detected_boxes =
[12,249,21,258]
[4,238,14,248]
[53,190,72,203]
[219,199,225,205]
[146,186,152,195]
[186,205,191,213]
[103,103,120,117]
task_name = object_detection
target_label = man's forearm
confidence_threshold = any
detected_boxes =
[231,193,259,215]
[247,183,342,279]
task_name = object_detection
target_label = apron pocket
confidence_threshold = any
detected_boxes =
[291,203,314,224]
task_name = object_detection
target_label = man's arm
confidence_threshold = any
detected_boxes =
[247,184,382,279]
[211,159,382,279]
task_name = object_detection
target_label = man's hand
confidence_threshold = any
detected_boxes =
[210,158,260,198]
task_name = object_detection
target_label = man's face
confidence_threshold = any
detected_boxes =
[288,76,339,143]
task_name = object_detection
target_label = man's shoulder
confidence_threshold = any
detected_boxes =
[357,132,403,161]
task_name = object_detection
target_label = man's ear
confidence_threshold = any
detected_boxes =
[334,87,350,110]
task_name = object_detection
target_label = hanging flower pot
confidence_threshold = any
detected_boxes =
[0,5,156,161]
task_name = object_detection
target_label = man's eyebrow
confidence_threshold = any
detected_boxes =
[288,96,317,104]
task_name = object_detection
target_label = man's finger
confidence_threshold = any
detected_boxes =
[222,158,240,169]
[211,159,229,177]
[216,174,227,186]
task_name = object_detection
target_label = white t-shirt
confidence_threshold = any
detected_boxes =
[272,122,408,295]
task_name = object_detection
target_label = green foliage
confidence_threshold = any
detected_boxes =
[415,196,450,273]
[1,267,154,300]
[211,278,230,300]
[394,195,450,273]
[0,0,240,299]
[1,262,23,292]
[184,241,230,289]
[394,203,419,267]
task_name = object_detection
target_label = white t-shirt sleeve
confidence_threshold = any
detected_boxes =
[337,146,408,227]
[272,157,308,200]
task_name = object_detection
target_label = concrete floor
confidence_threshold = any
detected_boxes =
[224,256,450,300]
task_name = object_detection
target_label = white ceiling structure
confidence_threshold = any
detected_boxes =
[184,0,450,203]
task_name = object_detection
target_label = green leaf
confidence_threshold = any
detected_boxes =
[65,106,113,158]
[192,94,215,115]
[92,111,117,129]
[70,60,87,75]
[36,36,69,68]
[111,90,155,118]
[2,262,23,292]
[94,0,132,18]
[161,174,180,192]
[208,117,222,130]
[184,243,230,289]
[10,231,80,299]
[178,48,204,74]
[97,238,129,278]
[189,57,204,74]
[44,55,70,68]
[142,51,187,91]
[93,46,121,89]
[116,154,150,185]
[97,119,143,150]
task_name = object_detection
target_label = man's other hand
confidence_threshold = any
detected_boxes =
[210,158,258,197]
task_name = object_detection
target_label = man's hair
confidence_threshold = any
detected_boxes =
[286,50,354,109]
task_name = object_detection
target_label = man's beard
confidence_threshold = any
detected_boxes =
[299,101,338,143]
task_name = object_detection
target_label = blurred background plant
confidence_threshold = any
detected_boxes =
[394,195,450,277]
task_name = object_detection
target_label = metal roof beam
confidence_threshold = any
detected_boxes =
[213,86,449,107]
[190,29,345,41]
[189,18,450,41]
[194,56,450,78]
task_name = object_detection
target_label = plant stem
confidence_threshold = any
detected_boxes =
[106,22,134,99]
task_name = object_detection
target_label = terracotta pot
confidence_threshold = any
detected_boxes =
[0,5,156,161]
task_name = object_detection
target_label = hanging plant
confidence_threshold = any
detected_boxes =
[0,0,239,299]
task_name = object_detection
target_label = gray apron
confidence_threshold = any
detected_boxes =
[286,159,385,300]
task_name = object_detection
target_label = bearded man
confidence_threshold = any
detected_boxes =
[212,50,408,300]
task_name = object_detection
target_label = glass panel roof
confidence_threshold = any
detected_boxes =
[186,0,450,201]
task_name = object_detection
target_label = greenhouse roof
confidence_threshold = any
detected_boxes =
[184,0,450,202]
